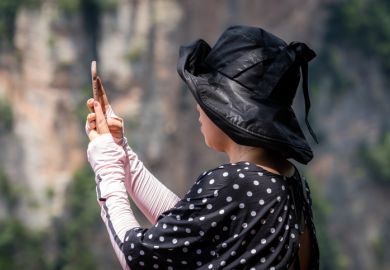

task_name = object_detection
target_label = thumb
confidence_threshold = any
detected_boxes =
[97,76,109,113]
[94,100,110,135]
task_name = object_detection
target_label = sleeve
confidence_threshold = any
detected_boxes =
[120,168,240,270]
[87,134,140,270]
[120,137,180,224]
[85,105,180,223]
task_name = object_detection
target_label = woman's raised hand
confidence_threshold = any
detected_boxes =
[86,100,110,141]
[85,77,124,142]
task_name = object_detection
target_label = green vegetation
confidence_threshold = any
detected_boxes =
[372,234,386,267]
[0,96,13,133]
[58,0,118,15]
[311,47,354,98]
[47,35,57,49]
[304,172,348,270]
[327,0,390,73]
[0,167,48,269]
[311,0,390,98]
[58,0,80,15]
[52,165,101,269]
[100,0,119,13]
[0,218,48,269]
[45,187,55,200]
[0,164,108,269]
[0,168,18,211]
[126,46,144,64]
[0,0,40,46]
[358,132,390,184]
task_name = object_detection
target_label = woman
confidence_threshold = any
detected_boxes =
[85,25,320,270]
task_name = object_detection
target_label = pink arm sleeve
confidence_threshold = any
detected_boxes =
[86,105,180,223]
[87,134,181,269]
[87,134,137,270]
[85,104,179,222]
[120,137,180,224]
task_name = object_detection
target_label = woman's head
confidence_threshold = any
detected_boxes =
[178,25,318,164]
[196,103,293,170]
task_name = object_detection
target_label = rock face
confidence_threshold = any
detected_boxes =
[0,3,85,227]
[0,0,389,269]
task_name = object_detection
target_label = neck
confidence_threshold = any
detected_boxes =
[225,142,294,177]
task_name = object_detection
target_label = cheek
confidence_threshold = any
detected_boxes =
[201,120,227,151]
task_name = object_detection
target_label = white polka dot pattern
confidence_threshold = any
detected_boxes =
[121,161,319,269]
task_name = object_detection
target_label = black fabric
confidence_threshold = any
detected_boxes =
[177,25,319,164]
[123,162,320,269]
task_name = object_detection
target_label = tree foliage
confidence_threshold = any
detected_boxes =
[51,165,102,270]
[359,132,390,184]
[0,96,14,133]
[327,0,390,72]
[0,218,48,270]
[0,0,40,47]
[304,173,348,270]
[0,168,47,269]
[0,165,108,269]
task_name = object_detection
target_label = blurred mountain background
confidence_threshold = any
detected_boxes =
[0,0,389,269]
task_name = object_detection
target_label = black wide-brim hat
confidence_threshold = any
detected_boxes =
[177,25,318,164]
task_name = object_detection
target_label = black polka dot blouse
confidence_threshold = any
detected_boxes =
[87,134,320,270]
[124,159,318,270]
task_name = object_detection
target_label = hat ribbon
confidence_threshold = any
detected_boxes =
[289,42,319,144]
[255,42,318,144]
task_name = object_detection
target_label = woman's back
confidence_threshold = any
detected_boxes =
[256,163,318,270]
[118,161,319,269]
[257,163,318,270]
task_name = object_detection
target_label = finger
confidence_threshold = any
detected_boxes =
[97,77,109,113]
[86,98,95,113]
[87,113,97,129]
[87,112,96,122]
[89,121,96,130]
[85,119,96,131]
[94,100,110,134]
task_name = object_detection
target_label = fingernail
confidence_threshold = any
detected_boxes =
[94,101,98,107]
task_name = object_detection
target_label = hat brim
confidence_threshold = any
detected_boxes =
[177,40,313,164]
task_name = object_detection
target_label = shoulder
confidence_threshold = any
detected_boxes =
[184,161,289,202]
[196,162,239,182]
[193,161,278,185]
[180,162,239,201]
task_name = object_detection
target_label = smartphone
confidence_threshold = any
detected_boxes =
[91,61,107,114]
[91,61,98,102]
